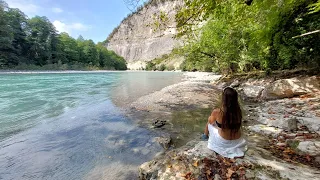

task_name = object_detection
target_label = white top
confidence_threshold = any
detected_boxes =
[207,124,247,158]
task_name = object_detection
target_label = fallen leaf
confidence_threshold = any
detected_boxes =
[193,160,199,167]
[239,168,246,176]
[284,114,289,118]
[226,168,235,179]
[206,169,211,175]
[306,155,311,162]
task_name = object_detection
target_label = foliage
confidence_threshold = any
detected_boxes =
[145,61,157,71]
[159,64,166,71]
[177,0,320,74]
[308,0,320,13]
[0,1,127,70]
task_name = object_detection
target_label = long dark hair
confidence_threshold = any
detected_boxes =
[220,87,242,136]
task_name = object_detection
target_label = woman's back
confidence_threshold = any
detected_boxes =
[213,109,242,140]
[205,87,247,158]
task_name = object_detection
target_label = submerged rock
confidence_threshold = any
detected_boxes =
[154,134,171,149]
[153,119,166,128]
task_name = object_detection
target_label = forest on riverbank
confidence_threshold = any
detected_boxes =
[177,0,320,73]
[0,1,127,70]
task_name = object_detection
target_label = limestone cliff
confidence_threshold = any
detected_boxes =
[105,0,183,69]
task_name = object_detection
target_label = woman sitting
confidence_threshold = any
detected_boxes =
[202,87,247,158]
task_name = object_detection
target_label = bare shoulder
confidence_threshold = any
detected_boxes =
[211,108,221,116]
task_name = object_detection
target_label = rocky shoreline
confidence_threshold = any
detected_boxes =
[131,72,320,180]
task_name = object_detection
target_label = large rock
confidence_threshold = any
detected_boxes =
[244,147,320,180]
[297,141,320,156]
[242,85,265,99]
[262,76,320,99]
[139,139,320,180]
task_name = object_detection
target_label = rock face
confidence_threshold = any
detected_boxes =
[106,0,183,69]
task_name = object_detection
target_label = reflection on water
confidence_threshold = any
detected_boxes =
[110,72,182,107]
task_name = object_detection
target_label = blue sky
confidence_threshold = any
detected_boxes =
[5,0,137,43]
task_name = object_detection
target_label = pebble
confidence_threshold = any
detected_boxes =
[214,174,222,180]
[295,136,305,141]
[296,133,304,136]
[276,142,287,147]
[245,170,255,179]
[277,136,285,141]
[286,133,296,139]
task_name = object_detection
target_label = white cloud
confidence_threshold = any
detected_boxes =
[52,7,63,13]
[6,0,39,15]
[53,20,68,33]
[53,20,90,34]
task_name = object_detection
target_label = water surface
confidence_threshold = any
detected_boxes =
[0,71,182,179]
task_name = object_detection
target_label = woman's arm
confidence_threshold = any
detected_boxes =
[204,109,220,136]
[208,109,220,124]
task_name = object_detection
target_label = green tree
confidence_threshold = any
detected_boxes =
[146,61,156,71]
[6,8,28,65]
[82,39,98,66]
[0,1,127,70]
[177,0,320,73]
[0,1,14,67]
[58,32,79,64]
[26,16,59,66]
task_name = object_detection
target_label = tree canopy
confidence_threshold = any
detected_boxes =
[177,0,320,73]
[124,0,320,73]
[0,0,127,70]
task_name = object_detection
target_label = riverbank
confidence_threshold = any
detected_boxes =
[133,72,320,179]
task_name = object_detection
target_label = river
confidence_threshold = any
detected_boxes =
[0,71,182,180]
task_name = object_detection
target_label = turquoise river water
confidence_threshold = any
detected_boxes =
[0,71,182,180]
